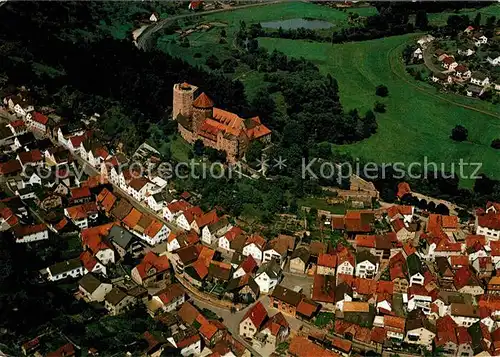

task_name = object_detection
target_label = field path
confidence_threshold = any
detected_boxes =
[387,40,500,120]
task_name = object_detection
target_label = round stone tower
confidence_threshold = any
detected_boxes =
[172,82,197,120]
[192,92,214,134]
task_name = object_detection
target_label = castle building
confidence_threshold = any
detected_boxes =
[173,82,271,163]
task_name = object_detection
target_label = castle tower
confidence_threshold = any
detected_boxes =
[172,82,197,120]
[192,92,214,134]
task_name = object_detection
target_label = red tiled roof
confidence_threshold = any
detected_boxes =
[157,283,184,304]
[224,226,243,242]
[262,312,289,336]
[71,186,91,200]
[46,343,75,357]
[13,223,47,237]
[456,326,472,344]
[435,239,462,252]
[450,255,469,267]
[245,234,266,250]
[454,266,478,290]
[80,250,99,271]
[183,206,204,224]
[353,277,377,296]
[65,202,98,220]
[384,315,405,331]
[377,281,394,294]
[318,253,337,268]
[478,212,500,230]
[296,298,318,318]
[135,251,170,279]
[192,259,209,279]
[355,235,376,248]
[32,112,48,125]
[312,274,335,303]
[18,149,43,165]
[289,336,339,357]
[238,255,257,274]
[123,208,142,228]
[81,223,115,254]
[193,92,214,109]
[491,241,500,256]
[196,209,218,228]
[167,200,191,214]
[242,301,268,329]
[101,191,117,212]
[397,182,411,198]
[371,327,386,344]
[198,246,215,267]
[466,234,486,248]
[128,177,150,192]
[144,219,163,238]
[392,218,406,233]
[178,302,200,325]
[199,321,218,340]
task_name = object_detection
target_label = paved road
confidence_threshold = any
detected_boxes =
[136,1,285,50]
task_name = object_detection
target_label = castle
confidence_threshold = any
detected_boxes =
[173,82,271,163]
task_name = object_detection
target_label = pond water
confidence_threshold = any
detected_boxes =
[260,18,334,30]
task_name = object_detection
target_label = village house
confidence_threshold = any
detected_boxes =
[176,206,203,231]
[355,251,379,279]
[131,251,171,288]
[454,65,471,79]
[254,260,281,294]
[191,209,218,234]
[317,253,337,276]
[404,310,436,351]
[233,255,258,279]
[454,266,484,295]
[470,72,490,87]
[239,301,268,339]
[476,210,500,240]
[242,234,266,262]
[270,285,302,317]
[450,303,480,327]
[81,223,116,265]
[64,202,99,229]
[173,83,271,163]
[225,274,260,303]
[289,247,310,274]
[149,283,185,314]
[26,112,48,133]
[12,224,49,243]
[473,32,488,46]
[4,92,34,118]
[336,247,355,280]
[46,257,85,282]
[203,217,232,245]
[442,56,459,71]
[407,253,424,286]
[78,273,113,302]
[218,225,243,251]
[259,312,290,348]
[80,250,107,276]
[458,46,475,57]
[104,287,137,316]
[262,234,295,265]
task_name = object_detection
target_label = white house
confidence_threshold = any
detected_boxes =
[149,12,159,22]
[355,251,379,279]
[151,283,185,313]
[476,212,500,240]
[64,202,99,229]
[487,53,500,66]
[407,285,432,314]
[13,224,49,243]
[126,177,155,202]
[450,303,480,327]
[417,35,435,48]
[142,220,170,246]
[407,254,425,286]
[164,200,190,222]
[242,235,266,262]
[26,112,48,133]
[336,249,355,280]
[470,72,490,87]
[80,251,107,277]
[454,65,471,79]
[262,235,294,265]
[239,301,268,339]
[404,313,435,351]
[458,48,475,57]
[176,206,203,231]
[473,34,488,47]
[254,260,281,294]
[5,94,34,118]
[203,218,232,245]
[78,273,112,302]
[166,333,202,357]
[233,255,258,279]
[46,258,85,282]
[413,48,423,60]
[147,192,166,213]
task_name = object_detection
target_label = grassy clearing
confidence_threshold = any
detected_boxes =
[259,34,500,186]
[428,4,500,26]
[298,197,346,214]
[170,135,192,162]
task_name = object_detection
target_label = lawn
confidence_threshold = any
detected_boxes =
[428,4,500,26]
[259,34,500,186]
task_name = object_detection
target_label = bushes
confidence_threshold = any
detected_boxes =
[450,125,468,142]
[374,101,386,113]
[376,85,389,97]
[491,139,500,149]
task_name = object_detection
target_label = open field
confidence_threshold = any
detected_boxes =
[156,2,377,99]
[259,34,500,186]
[428,4,500,26]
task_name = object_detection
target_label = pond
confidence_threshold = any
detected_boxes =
[260,18,334,30]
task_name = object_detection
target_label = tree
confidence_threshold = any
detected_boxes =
[193,139,204,156]
[473,13,482,27]
[375,85,389,97]
[435,203,450,215]
[246,141,263,167]
[205,55,221,70]
[415,10,429,29]
[491,139,500,149]
[374,101,386,113]
[220,29,226,37]
[417,198,428,210]
[450,125,468,142]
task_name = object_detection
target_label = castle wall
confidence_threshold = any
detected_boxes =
[173,84,197,119]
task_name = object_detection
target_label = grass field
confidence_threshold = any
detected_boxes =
[428,4,500,26]
[259,34,500,186]
[156,2,377,99]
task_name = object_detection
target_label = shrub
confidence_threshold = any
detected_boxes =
[374,101,386,113]
[450,125,468,142]
[375,85,389,97]
[491,139,500,149]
